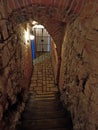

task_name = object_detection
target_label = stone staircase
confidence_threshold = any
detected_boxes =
[16,93,72,130]
[16,53,73,130]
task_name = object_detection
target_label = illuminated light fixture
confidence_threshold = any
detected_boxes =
[33,24,44,29]
[30,35,35,40]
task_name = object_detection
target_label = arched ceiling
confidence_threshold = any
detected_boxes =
[7,0,85,23]
[5,0,85,55]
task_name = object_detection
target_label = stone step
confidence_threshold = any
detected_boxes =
[25,104,63,112]
[29,89,58,93]
[28,92,57,101]
[22,110,66,120]
[29,96,56,101]
[35,97,56,100]
[35,93,55,98]
[16,54,72,130]
[17,126,68,130]
[29,87,58,92]
[26,99,63,107]
[31,93,55,96]
[20,117,67,130]
[17,99,71,130]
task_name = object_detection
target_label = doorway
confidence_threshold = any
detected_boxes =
[31,24,50,60]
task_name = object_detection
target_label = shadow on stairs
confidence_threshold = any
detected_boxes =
[16,92,73,130]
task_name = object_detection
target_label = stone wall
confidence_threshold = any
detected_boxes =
[0,0,98,130]
[0,6,32,129]
[59,1,98,130]
[50,39,58,84]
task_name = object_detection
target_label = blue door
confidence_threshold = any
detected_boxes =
[31,40,35,59]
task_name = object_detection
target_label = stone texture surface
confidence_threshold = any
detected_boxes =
[30,53,58,99]
[16,54,72,130]
[0,0,98,130]
[59,1,98,130]
[0,3,32,129]
[50,40,59,84]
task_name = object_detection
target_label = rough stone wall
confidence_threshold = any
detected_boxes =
[50,39,58,84]
[0,5,32,129]
[60,1,98,130]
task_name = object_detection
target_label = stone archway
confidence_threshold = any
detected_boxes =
[0,1,98,130]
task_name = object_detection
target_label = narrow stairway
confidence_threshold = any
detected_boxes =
[16,53,72,130]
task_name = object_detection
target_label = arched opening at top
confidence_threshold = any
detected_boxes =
[23,21,58,81]
[31,22,51,58]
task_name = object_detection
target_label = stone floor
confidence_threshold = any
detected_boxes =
[16,53,73,130]
[30,53,58,100]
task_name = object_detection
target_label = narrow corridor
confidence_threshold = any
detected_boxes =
[31,53,58,99]
[16,53,72,130]
[0,1,98,130]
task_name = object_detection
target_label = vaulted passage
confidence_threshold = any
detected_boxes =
[0,1,98,130]
[30,53,57,97]
[16,53,72,130]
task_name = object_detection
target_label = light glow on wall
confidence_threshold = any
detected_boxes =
[25,28,30,44]
[32,21,38,25]
[25,31,29,41]
[30,35,35,40]
[54,43,57,48]
[33,24,44,29]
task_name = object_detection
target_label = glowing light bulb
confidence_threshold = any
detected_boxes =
[30,35,35,40]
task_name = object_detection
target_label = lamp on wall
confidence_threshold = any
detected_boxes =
[30,35,35,40]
